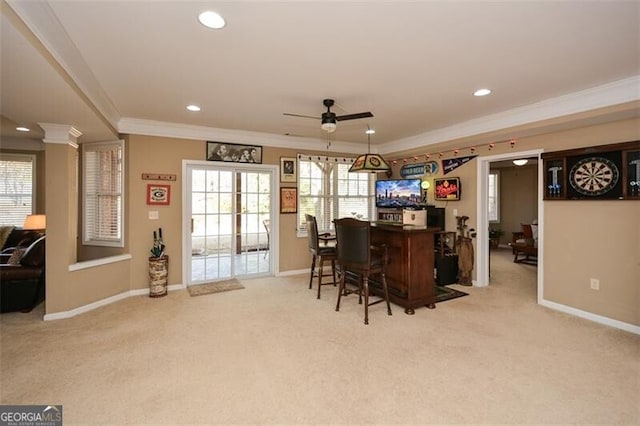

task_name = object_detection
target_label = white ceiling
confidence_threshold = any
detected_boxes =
[1,1,639,154]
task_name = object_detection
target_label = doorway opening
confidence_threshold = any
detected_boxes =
[476,149,544,304]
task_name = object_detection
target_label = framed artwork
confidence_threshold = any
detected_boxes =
[206,141,262,164]
[434,177,461,201]
[147,184,171,205]
[280,187,297,214]
[280,157,297,183]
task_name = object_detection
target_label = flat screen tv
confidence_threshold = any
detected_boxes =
[375,179,422,209]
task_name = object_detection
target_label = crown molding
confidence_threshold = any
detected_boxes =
[380,76,640,155]
[6,0,121,130]
[38,123,81,147]
[117,118,367,154]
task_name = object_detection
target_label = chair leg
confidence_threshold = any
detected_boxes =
[317,257,324,299]
[363,275,369,325]
[331,259,337,286]
[309,255,316,289]
[381,272,392,316]
[335,268,345,312]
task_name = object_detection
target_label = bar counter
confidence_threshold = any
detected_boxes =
[370,222,440,314]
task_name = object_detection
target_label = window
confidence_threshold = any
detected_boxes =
[0,153,35,226]
[297,156,374,234]
[83,140,124,247]
[488,170,500,222]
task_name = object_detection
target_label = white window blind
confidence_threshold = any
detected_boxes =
[297,155,374,234]
[0,154,35,227]
[83,140,124,247]
[488,170,500,222]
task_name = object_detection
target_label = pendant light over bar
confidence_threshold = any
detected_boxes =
[348,126,391,173]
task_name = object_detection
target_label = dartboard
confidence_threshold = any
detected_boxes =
[569,157,619,196]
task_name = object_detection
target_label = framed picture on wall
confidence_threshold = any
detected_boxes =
[434,177,461,201]
[147,184,171,205]
[280,187,297,214]
[206,141,262,163]
[280,157,297,183]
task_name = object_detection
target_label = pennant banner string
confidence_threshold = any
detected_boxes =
[388,138,516,165]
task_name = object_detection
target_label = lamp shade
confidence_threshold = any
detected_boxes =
[348,153,391,173]
[23,214,46,230]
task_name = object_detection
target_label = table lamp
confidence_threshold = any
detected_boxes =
[23,214,46,234]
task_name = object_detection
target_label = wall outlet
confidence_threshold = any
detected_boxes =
[590,278,600,290]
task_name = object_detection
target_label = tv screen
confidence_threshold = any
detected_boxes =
[375,179,422,208]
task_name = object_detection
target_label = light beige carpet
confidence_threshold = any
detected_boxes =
[1,248,638,424]
[187,279,244,297]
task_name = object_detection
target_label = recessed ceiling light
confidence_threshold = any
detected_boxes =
[16,126,30,132]
[474,88,492,97]
[198,11,226,29]
[186,105,201,112]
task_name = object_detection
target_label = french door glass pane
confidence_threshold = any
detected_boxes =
[190,167,271,284]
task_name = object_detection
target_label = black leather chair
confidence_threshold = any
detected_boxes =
[305,214,337,299]
[333,218,392,325]
[0,235,46,313]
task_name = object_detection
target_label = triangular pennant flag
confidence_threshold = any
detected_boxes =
[442,155,477,175]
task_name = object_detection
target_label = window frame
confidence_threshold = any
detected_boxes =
[0,153,36,227]
[82,140,125,247]
[296,156,375,236]
[488,169,500,223]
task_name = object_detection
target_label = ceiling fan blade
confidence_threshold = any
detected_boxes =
[335,112,374,121]
[283,113,319,120]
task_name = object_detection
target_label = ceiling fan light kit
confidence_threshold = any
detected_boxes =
[321,113,337,133]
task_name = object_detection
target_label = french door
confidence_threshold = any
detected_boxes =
[185,163,275,285]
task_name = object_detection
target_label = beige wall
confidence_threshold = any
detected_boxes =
[389,118,638,325]
[41,117,639,327]
[496,164,538,244]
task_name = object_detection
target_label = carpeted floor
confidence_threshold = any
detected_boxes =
[187,279,245,297]
[1,247,638,424]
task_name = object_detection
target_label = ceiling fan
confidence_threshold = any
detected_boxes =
[283,99,373,133]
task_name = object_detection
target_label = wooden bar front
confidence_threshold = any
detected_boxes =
[370,223,438,314]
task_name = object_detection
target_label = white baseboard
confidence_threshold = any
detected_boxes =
[278,268,307,277]
[540,299,640,335]
[43,283,185,321]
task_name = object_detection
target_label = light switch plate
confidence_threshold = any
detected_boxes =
[149,210,159,220]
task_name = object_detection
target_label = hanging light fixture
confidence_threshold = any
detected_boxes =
[348,126,391,173]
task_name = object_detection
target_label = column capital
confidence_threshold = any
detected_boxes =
[38,123,82,148]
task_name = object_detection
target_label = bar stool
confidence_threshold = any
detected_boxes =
[305,214,337,299]
[333,218,392,325]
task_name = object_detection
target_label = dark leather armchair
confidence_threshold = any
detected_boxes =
[0,235,46,313]
[334,218,392,324]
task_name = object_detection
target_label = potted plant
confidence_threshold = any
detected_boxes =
[488,228,504,249]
